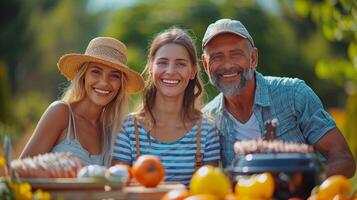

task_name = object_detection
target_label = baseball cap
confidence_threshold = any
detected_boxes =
[202,18,255,48]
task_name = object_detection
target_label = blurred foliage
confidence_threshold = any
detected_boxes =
[294,0,357,85]
[103,0,333,104]
[12,92,50,132]
[0,0,101,142]
[0,0,355,152]
[18,0,101,97]
[0,63,11,123]
[294,0,357,157]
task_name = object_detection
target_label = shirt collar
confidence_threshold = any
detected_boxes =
[254,71,271,107]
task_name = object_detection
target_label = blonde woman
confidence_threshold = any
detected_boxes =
[20,37,144,166]
[112,28,220,186]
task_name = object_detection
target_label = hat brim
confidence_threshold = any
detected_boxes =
[58,54,144,94]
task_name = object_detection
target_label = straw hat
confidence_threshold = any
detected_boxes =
[58,37,144,94]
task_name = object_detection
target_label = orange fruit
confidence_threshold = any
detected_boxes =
[132,155,165,187]
[161,189,190,200]
[316,175,351,199]
[184,194,220,200]
[189,165,231,199]
[235,172,274,199]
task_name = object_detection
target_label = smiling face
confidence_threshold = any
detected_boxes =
[84,62,122,106]
[151,43,196,99]
[202,33,258,97]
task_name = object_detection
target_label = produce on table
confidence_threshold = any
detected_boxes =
[230,138,324,199]
[189,165,231,199]
[308,175,352,200]
[106,164,132,184]
[77,164,107,179]
[10,152,83,178]
[132,155,165,187]
[235,172,274,200]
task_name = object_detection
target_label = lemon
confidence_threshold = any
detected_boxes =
[316,175,351,199]
[235,172,274,199]
[190,165,231,199]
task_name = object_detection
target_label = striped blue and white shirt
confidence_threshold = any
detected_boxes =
[112,114,220,186]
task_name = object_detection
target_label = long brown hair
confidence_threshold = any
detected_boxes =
[61,62,128,166]
[135,27,203,128]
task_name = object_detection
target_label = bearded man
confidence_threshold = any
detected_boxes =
[201,18,355,178]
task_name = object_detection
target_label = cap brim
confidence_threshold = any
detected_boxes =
[58,54,144,94]
[202,30,248,48]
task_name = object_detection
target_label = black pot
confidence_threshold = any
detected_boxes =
[225,153,326,200]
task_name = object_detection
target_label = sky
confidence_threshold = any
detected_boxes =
[86,0,281,14]
[86,0,137,12]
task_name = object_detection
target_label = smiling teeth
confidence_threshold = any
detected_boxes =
[222,73,238,78]
[94,88,110,94]
[162,79,179,84]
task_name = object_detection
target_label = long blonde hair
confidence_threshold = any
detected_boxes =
[61,63,128,166]
[135,27,203,128]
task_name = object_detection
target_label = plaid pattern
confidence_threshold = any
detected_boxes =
[203,71,336,167]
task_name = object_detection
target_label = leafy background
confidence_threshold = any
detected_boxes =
[0,0,356,179]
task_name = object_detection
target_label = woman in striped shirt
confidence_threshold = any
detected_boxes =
[112,27,220,186]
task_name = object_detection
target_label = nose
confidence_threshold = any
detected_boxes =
[166,62,176,74]
[98,74,109,86]
[221,57,235,70]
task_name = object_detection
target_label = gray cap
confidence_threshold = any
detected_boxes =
[202,18,255,48]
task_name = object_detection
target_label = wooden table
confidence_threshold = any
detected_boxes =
[28,180,185,200]
[124,183,186,200]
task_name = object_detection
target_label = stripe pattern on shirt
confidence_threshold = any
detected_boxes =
[112,115,220,186]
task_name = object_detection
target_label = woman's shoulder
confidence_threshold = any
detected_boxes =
[45,101,70,120]
[36,101,70,131]
[120,113,136,128]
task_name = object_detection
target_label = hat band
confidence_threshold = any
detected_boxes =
[85,46,127,65]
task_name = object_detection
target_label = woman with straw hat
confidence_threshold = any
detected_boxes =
[20,37,144,166]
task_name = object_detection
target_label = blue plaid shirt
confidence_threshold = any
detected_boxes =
[202,71,336,167]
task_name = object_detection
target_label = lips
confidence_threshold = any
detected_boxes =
[217,68,243,79]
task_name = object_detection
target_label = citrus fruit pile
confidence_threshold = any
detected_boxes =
[308,175,356,200]
[161,165,275,200]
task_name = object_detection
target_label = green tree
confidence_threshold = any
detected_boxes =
[104,0,325,105]
[294,0,357,156]
[18,0,101,97]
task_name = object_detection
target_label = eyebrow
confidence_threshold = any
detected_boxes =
[90,65,102,70]
[156,57,189,62]
[209,52,224,58]
[175,58,188,62]
[229,49,245,54]
[91,65,120,74]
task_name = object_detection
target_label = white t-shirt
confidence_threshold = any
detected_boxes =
[225,111,261,140]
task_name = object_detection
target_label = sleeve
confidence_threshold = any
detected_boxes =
[294,80,336,144]
[202,120,221,164]
[112,117,133,164]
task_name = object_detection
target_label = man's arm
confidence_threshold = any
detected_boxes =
[314,127,356,178]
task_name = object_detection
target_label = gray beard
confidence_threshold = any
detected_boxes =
[210,67,254,97]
